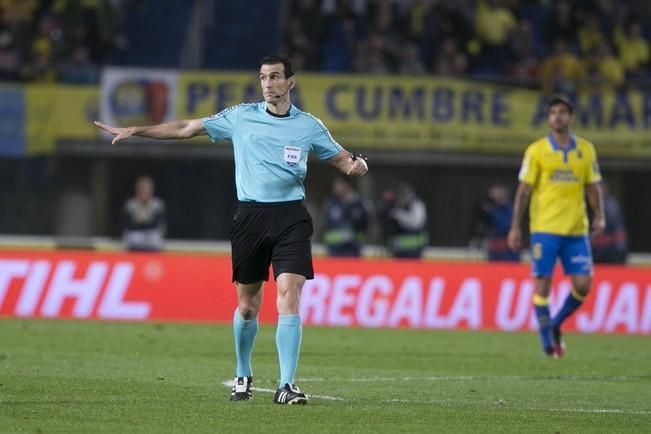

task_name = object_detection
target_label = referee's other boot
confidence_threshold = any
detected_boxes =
[273,383,308,405]
[230,376,253,401]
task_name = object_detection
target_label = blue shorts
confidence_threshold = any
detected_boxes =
[530,233,593,278]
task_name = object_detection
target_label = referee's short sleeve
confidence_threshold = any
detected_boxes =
[202,105,240,142]
[310,116,343,160]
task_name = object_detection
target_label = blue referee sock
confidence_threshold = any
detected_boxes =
[233,308,258,377]
[276,314,302,387]
[533,295,552,353]
[552,289,585,329]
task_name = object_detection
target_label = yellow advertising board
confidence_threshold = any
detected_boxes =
[16,71,651,157]
[177,72,651,157]
[25,85,99,155]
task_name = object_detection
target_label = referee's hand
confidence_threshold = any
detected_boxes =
[94,121,134,145]
[347,153,368,176]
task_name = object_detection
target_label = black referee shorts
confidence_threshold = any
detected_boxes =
[230,200,314,284]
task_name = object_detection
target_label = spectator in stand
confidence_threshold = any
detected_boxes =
[510,18,535,59]
[592,0,617,40]
[283,19,316,71]
[283,0,322,71]
[0,9,21,80]
[472,184,520,262]
[578,13,606,56]
[320,1,359,72]
[399,42,426,75]
[356,33,392,74]
[544,0,578,48]
[508,19,540,83]
[420,2,474,70]
[123,175,166,252]
[320,177,370,257]
[59,45,98,84]
[379,183,428,259]
[22,16,59,81]
[591,182,628,264]
[22,50,56,82]
[1,0,38,57]
[474,0,516,47]
[583,41,625,93]
[540,39,583,95]
[472,0,516,74]
[441,1,475,49]
[403,0,432,45]
[615,19,650,77]
[434,37,468,76]
[290,0,323,42]
[365,0,402,72]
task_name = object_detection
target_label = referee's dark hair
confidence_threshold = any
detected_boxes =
[261,53,294,78]
[547,95,574,114]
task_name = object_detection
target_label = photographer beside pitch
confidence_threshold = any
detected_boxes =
[94,54,368,404]
[508,96,605,358]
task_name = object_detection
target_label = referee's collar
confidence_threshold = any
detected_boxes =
[265,105,291,118]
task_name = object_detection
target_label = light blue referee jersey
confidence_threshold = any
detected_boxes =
[202,102,343,202]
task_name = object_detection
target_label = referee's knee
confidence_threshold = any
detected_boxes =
[238,304,259,319]
[276,286,301,314]
[237,296,261,319]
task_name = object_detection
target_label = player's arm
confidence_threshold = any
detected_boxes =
[327,150,368,176]
[507,182,532,251]
[586,182,605,236]
[508,144,538,251]
[93,119,207,145]
[585,143,605,236]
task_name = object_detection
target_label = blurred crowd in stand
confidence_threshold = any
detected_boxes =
[0,0,125,83]
[3,0,649,87]
[283,0,651,90]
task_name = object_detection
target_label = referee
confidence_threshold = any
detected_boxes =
[95,54,368,405]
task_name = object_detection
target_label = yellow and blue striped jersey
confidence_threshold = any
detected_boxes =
[518,134,601,235]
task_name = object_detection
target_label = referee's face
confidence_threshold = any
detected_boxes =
[260,63,294,104]
[547,104,572,133]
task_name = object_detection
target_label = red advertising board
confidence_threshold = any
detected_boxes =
[1,250,649,335]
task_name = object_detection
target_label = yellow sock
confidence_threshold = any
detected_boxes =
[533,294,550,306]
[571,288,586,302]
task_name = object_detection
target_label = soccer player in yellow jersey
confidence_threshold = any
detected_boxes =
[508,96,605,357]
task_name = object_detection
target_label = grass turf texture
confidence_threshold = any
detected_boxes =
[1,319,650,433]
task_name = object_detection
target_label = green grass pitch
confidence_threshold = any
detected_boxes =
[1,319,650,433]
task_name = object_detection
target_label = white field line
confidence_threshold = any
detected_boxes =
[382,399,651,415]
[221,380,345,401]
[223,377,651,415]
[295,375,647,383]
[540,407,651,415]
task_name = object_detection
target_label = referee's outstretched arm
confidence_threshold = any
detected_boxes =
[327,150,368,177]
[93,119,207,145]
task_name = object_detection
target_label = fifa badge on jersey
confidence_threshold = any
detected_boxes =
[284,145,301,167]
